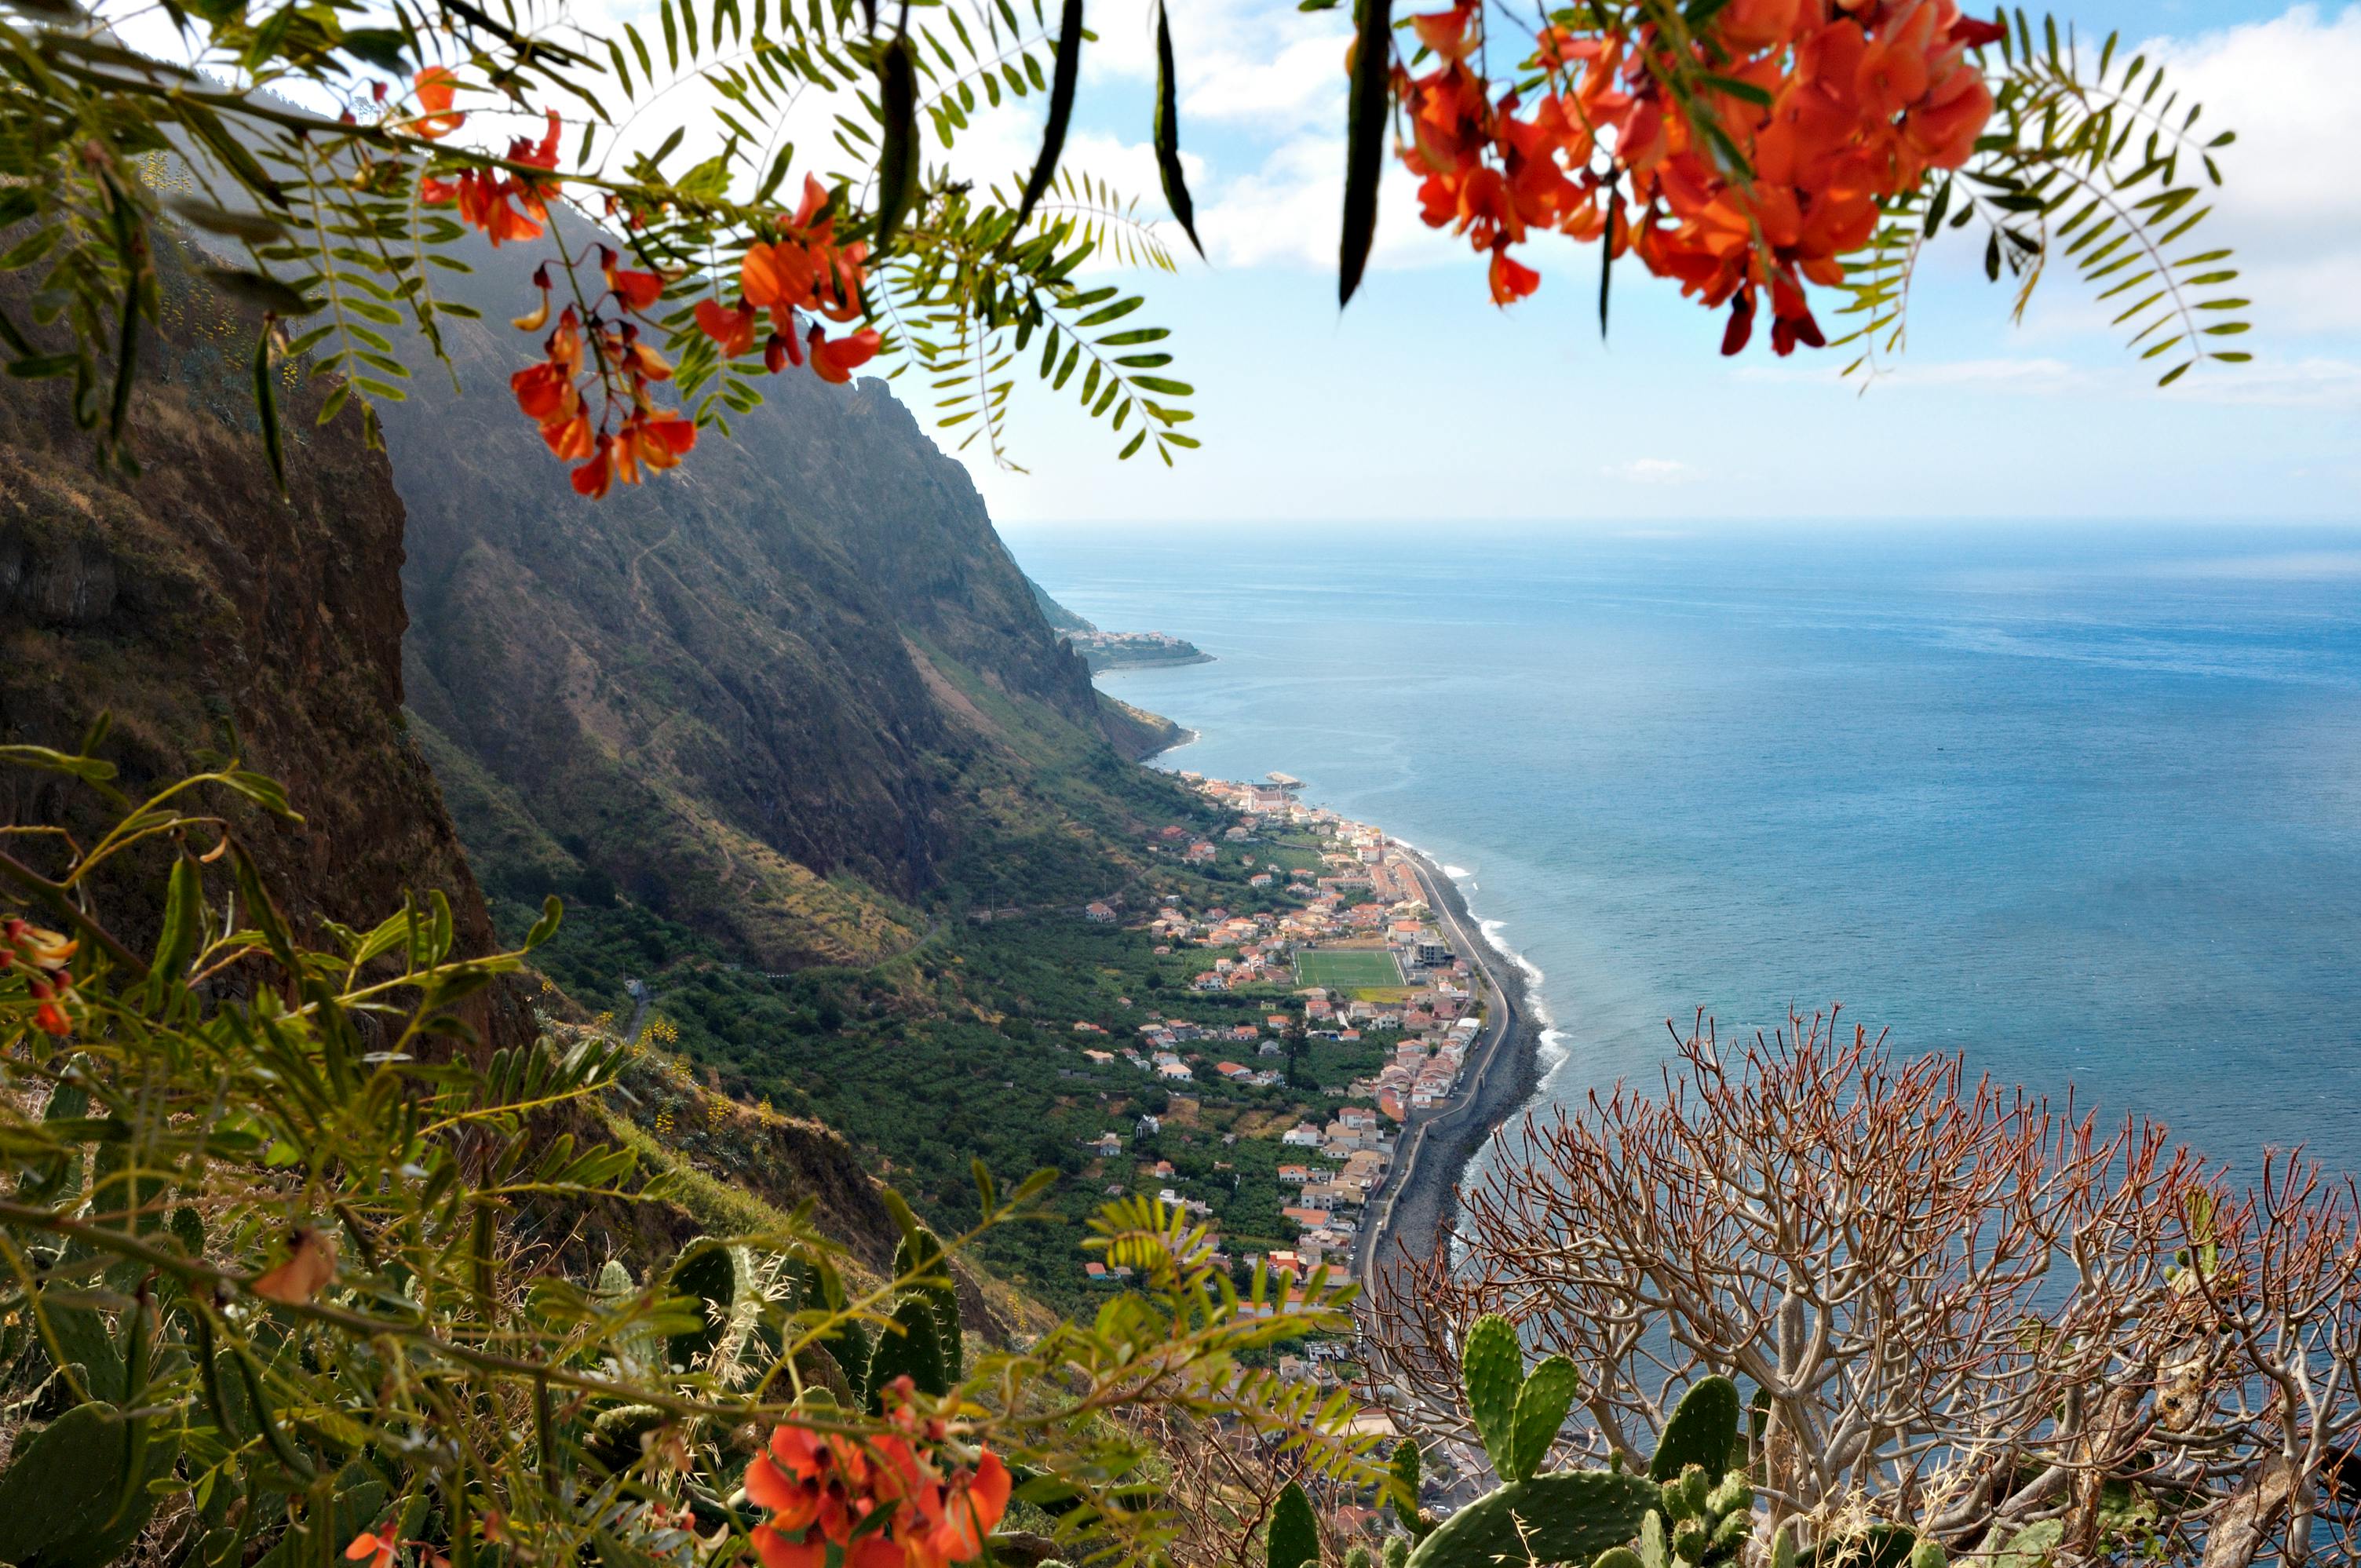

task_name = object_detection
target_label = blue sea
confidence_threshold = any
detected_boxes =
[1007,522,2361,1181]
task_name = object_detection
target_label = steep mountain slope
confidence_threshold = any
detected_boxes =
[0,251,507,993]
[375,224,1185,968]
[0,249,976,1284]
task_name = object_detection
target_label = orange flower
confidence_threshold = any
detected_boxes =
[1380,0,1998,347]
[253,1227,341,1304]
[571,437,615,500]
[1487,246,1540,305]
[541,410,595,461]
[745,1406,1016,1568]
[409,67,465,139]
[896,1451,1010,1568]
[513,262,554,333]
[747,1422,900,1544]
[420,109,563,246]
[599,246,666,312]
[696,299,758,357]
[613,410,697,483]
[345,1529,397,1568]
[26,971,73,1035]
[808,327,881,385]
[617,334,673,384]
[742,239,823,320]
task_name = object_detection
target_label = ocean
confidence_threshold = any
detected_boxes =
[1007,521,2361,1182]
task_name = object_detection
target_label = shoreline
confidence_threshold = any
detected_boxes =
[1108,685,1543,1271]
[1357,846,1545,1275]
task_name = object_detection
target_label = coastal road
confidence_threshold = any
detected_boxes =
[1354,851,1528,1297]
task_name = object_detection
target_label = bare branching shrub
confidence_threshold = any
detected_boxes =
[1364,1008,2361,1568]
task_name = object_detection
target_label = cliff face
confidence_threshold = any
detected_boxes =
[380,226,1183,968]
[0,258,505,993]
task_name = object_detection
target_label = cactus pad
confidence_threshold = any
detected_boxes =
[1405,1470,1660,1568]
[1508,1355,1582,1482]
[1460,1315,1525,1475]
[866,1293,947,1404]
[1799,1526,1920,1568]
[0,1401,178,1568]
[1268,1479,1321,1568]
[1651,1377,1741,1482]
[665,1242,739,1373]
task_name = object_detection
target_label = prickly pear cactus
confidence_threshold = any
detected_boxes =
[865,1292,947,1405]
[1649,1377,1740,1482]
[1268,1479,1321,1568]
[1797,1524,1928,1568]
[666,1241,740,1373]
[1401,1327,1776,1568]
[1405,1471,1661,1568]
[1390,1439,1436,1540]
[0,1400,179,1568]
[1508,1353,1581,1481]
[893,1226,962,1384]
[1457,1315,1585,1485]
[586,1403,669,1472]
[1979,1520,2057,1568]
[1347,1544,1374,1568]
[1460,1315,1525,1467]
[1652,1464,1753,1566]
[1384,1539,1410,1568]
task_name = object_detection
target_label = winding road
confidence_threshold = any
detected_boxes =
[1353,851,1528,1295]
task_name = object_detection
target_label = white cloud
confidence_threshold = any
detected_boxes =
[1182,33,1348,130]
[2173,355,2361,407]
[1601,458,1695,485]
[1199,134,1462,271]
[2150,5,2361,333]
[1084,0,1352,128]
[1734,350,2361,407]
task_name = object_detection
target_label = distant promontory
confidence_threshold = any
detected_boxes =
[1027,577,1215,673]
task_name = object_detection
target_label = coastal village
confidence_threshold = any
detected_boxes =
[1061,770,1496,1395]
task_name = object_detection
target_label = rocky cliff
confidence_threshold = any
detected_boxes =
[0,251,505,988]
[380,224,1187,967]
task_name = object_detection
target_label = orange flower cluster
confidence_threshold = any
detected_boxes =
[417,78,563,248]
[2,916,78,1037]
[695,176,882,385]
[1389,0,2005,352]
[745,1382,1011,1568]
[509,249,698,499]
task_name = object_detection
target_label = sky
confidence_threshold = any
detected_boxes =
[133,0,2361,525]
[940,0,2361,526]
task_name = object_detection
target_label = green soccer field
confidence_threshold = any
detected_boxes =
[1294,948,1403,989]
